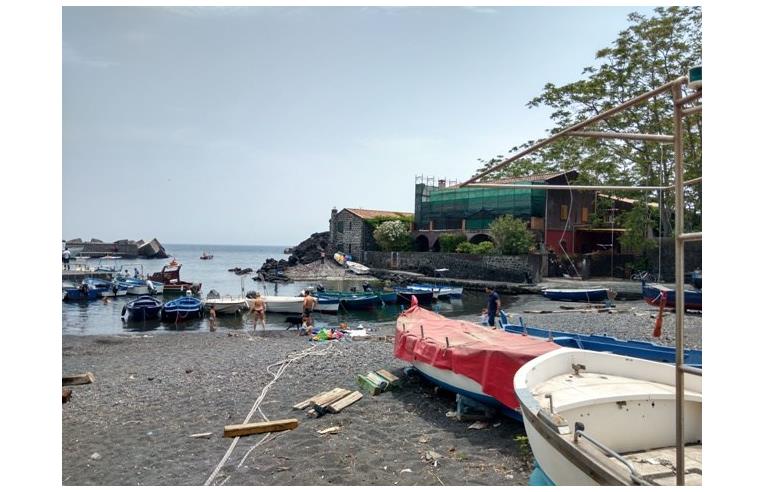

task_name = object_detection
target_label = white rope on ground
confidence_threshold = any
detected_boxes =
[204,342,337,486]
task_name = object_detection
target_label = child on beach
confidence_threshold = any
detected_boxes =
[209,306,216,332]
[298,314,313,336]
[480,308,489,326]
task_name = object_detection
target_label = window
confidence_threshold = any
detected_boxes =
[560,204,569,221]
[348,221,352,231]
[347,244,352,254]
[581,207,589,223]
[337,221,344,233]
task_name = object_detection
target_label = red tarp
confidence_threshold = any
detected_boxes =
[394,304,559,411]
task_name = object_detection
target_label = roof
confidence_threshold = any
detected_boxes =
[598,193,659,208]
[477,170,578,185]
[343,208,414,220]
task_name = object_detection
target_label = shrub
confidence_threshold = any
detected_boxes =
[439,233,468,252]
[489,214,535,255]
[455,241,496,255]
[372,220,412,252]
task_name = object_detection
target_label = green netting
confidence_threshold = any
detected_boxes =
[415,183,545,229]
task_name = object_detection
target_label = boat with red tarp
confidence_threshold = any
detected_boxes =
[394,297,559,419]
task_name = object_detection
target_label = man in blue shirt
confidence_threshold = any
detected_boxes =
[485,286,501,329]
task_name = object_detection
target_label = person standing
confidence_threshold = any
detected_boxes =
[320,250,326,265]
[485,286,501,329]
[249,293,267,332]
[62,247,71,270]
[302,290,317,326]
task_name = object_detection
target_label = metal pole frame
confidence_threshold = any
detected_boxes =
[455,74,702,485]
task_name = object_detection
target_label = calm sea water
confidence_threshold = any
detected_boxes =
[62,244,487,335]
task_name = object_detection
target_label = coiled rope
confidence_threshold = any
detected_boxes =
[204,342,337,486]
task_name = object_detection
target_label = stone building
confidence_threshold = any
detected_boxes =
[329,208,414,257]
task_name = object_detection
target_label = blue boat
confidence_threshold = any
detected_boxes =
[407,283,464,299]
[499,311,702,367]
[393,288,434,305]
[642,281,702,310]
[317,292,381,310]
[63,278,110,301]
[161,296,204,322]
[122,295,163,322]
[691,270,702,289]
[542,287,609,302]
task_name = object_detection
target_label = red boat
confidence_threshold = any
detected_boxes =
[148,260,201,294]
[394,298,558,418]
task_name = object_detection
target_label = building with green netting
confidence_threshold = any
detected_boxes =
[413,170,621,255]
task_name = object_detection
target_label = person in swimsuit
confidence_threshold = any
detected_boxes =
[249,293,266,332]
[302,290,317,327]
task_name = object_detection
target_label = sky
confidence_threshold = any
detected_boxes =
[63,5,657,246]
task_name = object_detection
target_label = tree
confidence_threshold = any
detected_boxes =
[618,202,658,256]
[489,215,535,255]
[439,233,468,253]
[373,220,412,251]
[473,7,702,233]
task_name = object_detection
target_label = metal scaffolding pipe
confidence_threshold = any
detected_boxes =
[460,76,687,187]
[682,105,702,117]
[568,130,674,143]
[684,177,702,186]
[464,183,672,191]
[675,90,702,107]
[677,232,702,243]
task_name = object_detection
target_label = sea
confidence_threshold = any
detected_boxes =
[62,244,488,335]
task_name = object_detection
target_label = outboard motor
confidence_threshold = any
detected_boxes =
[207,289,221,300]
[315,283,325,293]
[362,282,372,292]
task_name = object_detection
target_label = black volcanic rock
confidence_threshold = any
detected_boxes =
[288,231,332,265]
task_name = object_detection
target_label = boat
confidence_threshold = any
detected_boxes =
[542,287,609,302]
[333,252,346,266]
[394,300,559,418]
[148,260,201,295]
[62,281,107,301]
[84,277,127,297]
[146,280,164,295]
[691,270,702,289]
[200,251,214,260]
[514,348,702,485]
[203,294,250,315]
[394,288,434,305]
[642,281,702,310]
[122,295,163,322]
[161,296,204,322]
[407,283,464,299]
[316,292,381,310]
[315,297,340,313]
[345,260,370,275]
[114,277,150,296]
[261,295,305,314]
[499,311,702,367]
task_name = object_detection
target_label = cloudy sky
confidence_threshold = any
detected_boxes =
[63,6,655,246]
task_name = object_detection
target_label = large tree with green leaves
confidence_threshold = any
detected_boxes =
[473,7,702,233]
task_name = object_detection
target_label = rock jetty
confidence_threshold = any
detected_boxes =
[256,231,333,282]
[64,237,168,259]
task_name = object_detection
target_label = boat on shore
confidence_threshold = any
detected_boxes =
[642,281,702,310]
[262,295,304,314]
[161,296,203,322]
[499,311,702,367]
[345,260,370,275]
[514,348,702,485]
[394,288,434,305]
[394,300,559,418]
[203,296,249,315]
[542,287,609,302]
[407,283,464,299]
[122,295,163,322]
[316,291,381,310]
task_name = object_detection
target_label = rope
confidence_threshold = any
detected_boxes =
[559,171,581,278]
[204,343,337,486]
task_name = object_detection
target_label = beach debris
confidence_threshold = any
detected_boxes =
[400,469,412,474]
[418,436,430,444]
[147,376,155,381]
[425,451,443,461]
[467,421,490,430]
[223,418,299,438]
[190,432,213,439]
[327,391,363,414]
[357,374,384,395]
[90,452,101,460]
[446,411,457,418]
[276,466,291,472]
[62,388,72,403]
[317,426,341,435]
[375,369,400,388]
[312,388,352,415]
[306,409,319,418]
[62,372,95,386]
[128,374,136,380]
[185,368,193,374]
[493,422,501,428]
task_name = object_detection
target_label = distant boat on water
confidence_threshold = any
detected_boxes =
[200,251,214,260]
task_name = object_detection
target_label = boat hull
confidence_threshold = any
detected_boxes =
[262,296,304,314]
[203,299,249,315]
[542,288,608,302]
[642,282,702,310]
[395,290,434,305]
[161,297,204,321]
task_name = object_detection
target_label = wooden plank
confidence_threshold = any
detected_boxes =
[328,391,363,413]
[357,374,382,395]
[223,419,298,438]
[365,372,390,391]
[375,369,400,387]
[312,388,351,407]
[63,372,95,386]
[293,390,331,410]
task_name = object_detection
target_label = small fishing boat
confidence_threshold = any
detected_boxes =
[394,288,434,305]
[642,281,702,310]
[542,287,609,302]
[200,251,214,260]
[161,296,204,322]
[333,252,346,266]
[63,278,111,301]
[514,348,702,485]
[115,277,150,296]
[317,292,381,310]
[691,270,702,289]
[345,260,370,275]
[315,297,340,313]
[407,283,464,299]
[394,300,559,417]
[84,277,127,297]
[203,294,250,315]
[499,312,702,367]
[262,295,305,314]
[122,295,163,322]
[146,280,164,295]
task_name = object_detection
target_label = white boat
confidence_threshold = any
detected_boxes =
[514,348,702,486]
[146,280,164,295]
[262,295,305,314]
[203,297,250,315]
[345,260,370,275]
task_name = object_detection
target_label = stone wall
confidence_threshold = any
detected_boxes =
[330,210,371,257]
[362,251,542,283]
